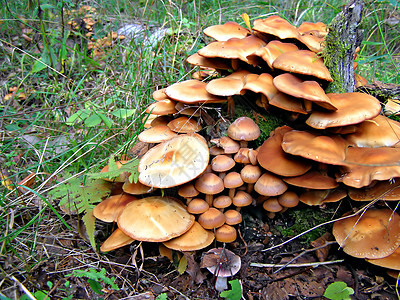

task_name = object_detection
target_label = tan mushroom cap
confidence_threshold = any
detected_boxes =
[143,113,159,128]
[195,172,225,195]
[153,88,169,101]
[367,247,400,270]
[283,170,338,190]
[300,188,347,206]
[224,209,243,225]
[269,92,308,114]
[281,130,348,165]
[145,99,178,115]
[240,164,262,184]
[215,224,237,243]
[333,209,400,259]
[165,79,226,104]
[224,172,244,189]
[122,180,154,195]
[338,146,400,188]
[198,207,226,229]
[232,190,252,207]
[278,191,300,208]
[241,73,278,101]
[163,221,215,251]
[227,117,261,144]
[138,133,209,188]
[348,179,400,201]
[138,125,177,143]
[206,70,250,96]
[306,93,382,129]
[187,198,210,214]
[150,115,172,127]
[211,155,235,172]
[175,102,201,117]
[178,182,199,199]
[297,21,328,36]
[93,194,138,222]
[253,15,299,40]
[167,116,202,133]
[344,115,400,148]
[257,126,312,176]
[211,136,240,154]
[252,40,299,69]
[100,228,135,252]
[296,31,325,53]
[117,196,194,242]
[186,52,231,70]
[203,21,250,41]
[213,195,233,209]
[273,73,336,111]
[263,197,283,212]
[255,172,288,196]
[272,50,333,82]
[198,35,267,65]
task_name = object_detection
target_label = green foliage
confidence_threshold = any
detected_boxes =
[156,293,168,300]
[324,281,354,300]
[220,279,242,300]
[68,267,119,294]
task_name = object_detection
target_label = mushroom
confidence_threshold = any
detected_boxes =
[240,164,262,193]
[93,194,137,222]
[201,248,241,292]
[138,125,177,143]
[215,224,237,243]
[211,155,236,179]
[203,21,250,41]
[195,172,224,205]
[198,207,226,230]
[227,117,261,148]
[224,172,244,198]
[167,116,202,133]
[100,228,135,252]
[187,198,210,214]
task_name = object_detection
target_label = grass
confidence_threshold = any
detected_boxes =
[0,0,399,298]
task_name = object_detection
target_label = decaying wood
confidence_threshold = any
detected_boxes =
[357,81,400,100]
[324,0,364,93]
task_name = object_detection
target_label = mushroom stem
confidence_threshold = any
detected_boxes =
[215,276,228,292]
[227,96,235,118]
[205,194,214,206]
[228,188,236,199]
[246,183,255,193]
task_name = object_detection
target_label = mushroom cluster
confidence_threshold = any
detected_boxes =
[91,14,400,274]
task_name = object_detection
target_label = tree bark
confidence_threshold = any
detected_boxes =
[324,0,364,93]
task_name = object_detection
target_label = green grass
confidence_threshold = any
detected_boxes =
[0,0,399,298]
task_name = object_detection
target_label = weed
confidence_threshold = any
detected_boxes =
[324,281,355,300]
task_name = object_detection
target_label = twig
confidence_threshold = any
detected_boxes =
[250,259,344,268]
[10,276,36,300]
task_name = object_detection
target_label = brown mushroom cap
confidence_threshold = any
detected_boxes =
[165,79,226,104]
[195,172,225,195]
[167,116,202,133]
[211,155,236,173]
[117,196,195,242]
[198,207,226,229]
[253,15,299,40]
[257,126,312,176]
[211,136,240,154]
[273,73,336,110]
[272,50,333,82]
[187,198,210,214]
[215,224,237,243]
[206,70,250,96]
[253,40,299,69]
[186,52,231,70]
[153,88,169,101]
[100,228,135,252]
[297,21,328,36]
[203,21,250,41]
[122,180,154,195]
[269,92,308,114]
[163,221,215,251]
[178,182,199,199]
[366,247,400,271]
[213,195,233,209]
[254,172,288,196]
[241,73,278,101]
[300,188,347,206]
[224,209,243,225]
[278,191,300,208]
[348,179,400,201]
[202,248,241,278]
[93,194,138,222]
[332,209,400,259]
[145,99,177,115]
[263,197,283,212]
[138,125,177,143]
[224,172,244,189]
[306,93,382,129]
[227,117,261,144]
[240,164,262,184]
[138,133,209,188]
[283,170,338,190]
[232,190,252,207]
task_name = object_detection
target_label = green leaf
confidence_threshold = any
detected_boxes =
[82,209,96,250]
[220,279,242,300]
[98,113,113,128]
[324,281,354,300]
[156,293,168,300]
[65,109,91,125]
[87,279,104,295]
[31,50,50,73]
[177,255,187,274]
[111,109,136,119]
[84,114,102,127]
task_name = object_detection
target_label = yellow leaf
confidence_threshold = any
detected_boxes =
[241,13,252,32]
[178,255,188,274]
[0,171,13,190]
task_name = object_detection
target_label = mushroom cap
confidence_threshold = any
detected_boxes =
[153,88,169,101]
[198,207,226,229]
[195,172,225,195]
[138,125,177,143]
[100,228,135,252]
[263,197,283,212]
[281,130,348,165]
[300,188,347,206]
[297,21,328,36]
[122,180,154,195]
[269,92,308,114]
[93,194,138,222]
[348,179,400,201]
[186,52,231,70]
[253,40,299,69]
[241,73,278,101]
[306,93,382,129]
[283,170,338,190]
[227,117,261,142]
[253,15,299,40]
[211,136,240,154]
[198,35,267,65]
[187,198,210,214]
[167,116,202,133]
[257,126,312,176]
[273,73,336,110]
[213,195,233,209]
[150,115,172,127]
[366,247,400,271]
[215,224,237,243]
[178,182,199,198]
[332,209,400,259]
[338,146,400,188]
[272,50,333,82]
[145,99,177,115]
[203,21,250,41]
[206,70,250,96]
[345,115,400,148]
[211,155,236,173]
[278,191,300,208]
[138,133,209,188]
[224,209,243,225]
[224,172,244,189]
[232,190,253,207]
[175,102,201,117]
[202,248,241,278]
[165,79,226,104]
[163,221,215,251]
[254,172,288,196]
[117,196,195,242]
[240,164,262,184]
